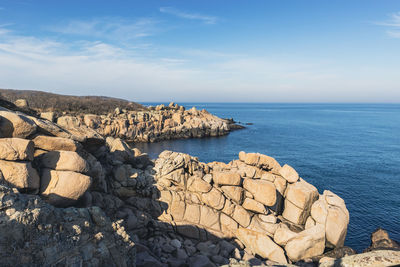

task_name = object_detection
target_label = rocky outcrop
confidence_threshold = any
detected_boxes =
[0,105,365,266]
[153,150,350,263]
[48,103,241,143]
[0,185,135,266]
[364,228,400,252]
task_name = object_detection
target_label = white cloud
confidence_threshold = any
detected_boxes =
[49,17,158,41]
[0,22,399,102]
[159,7,218,24]
[375,12,400,38]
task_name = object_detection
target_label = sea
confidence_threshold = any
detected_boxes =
[135,103,400,252]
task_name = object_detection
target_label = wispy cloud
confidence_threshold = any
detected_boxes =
[374,12,400,38]
[0,19,399,102]
[49,17,158,41]
[159,7,218,24]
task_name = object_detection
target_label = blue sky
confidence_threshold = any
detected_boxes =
[0,0,399,102]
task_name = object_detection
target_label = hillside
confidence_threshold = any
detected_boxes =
[0,89,146,115]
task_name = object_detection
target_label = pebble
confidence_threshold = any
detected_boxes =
[170,239,182,249]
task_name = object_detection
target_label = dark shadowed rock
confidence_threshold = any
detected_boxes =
[364,228,400,252]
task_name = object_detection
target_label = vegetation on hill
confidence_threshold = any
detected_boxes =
[0,89,146,115]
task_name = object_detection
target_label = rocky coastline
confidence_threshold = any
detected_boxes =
[0,96,399,266]
[64,102,243,143]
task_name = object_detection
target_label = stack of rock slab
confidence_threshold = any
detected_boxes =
[154,150,350,263]
[0,109,94,206]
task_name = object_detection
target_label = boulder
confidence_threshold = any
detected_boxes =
[39,151,89,173]
[310,198,328,224]
[32,135,80,151]
[187,176,212,193]
[243,178,277,206]
[0,110,37,138]
[232,205,251,227]
[0,160,40,192]
[106,137,135,163]
[40,112,55,121]
[201,188,225,210]
[365,228,400,252]
[40,168,91,206]
[282,198,309,225]
[221,186,244,204]
[14,99,29,108]
[311,190,349,248]
[273,223,298,246]
[213,172,241,186]
[244,153,259,165]
[285,225,326,262]
[274,175,287,194]
[248,216,279,237]
[325,204,349,248]
[279,164,299,183]
[0,138,34,161]
[27,115,73,140]
[319,250,400,267]
[285,179,319,210]
[242,198,268,214]
[258,154,281,172]
[238,151,246,161]
[282,179,319,225]
[236,228,288,263]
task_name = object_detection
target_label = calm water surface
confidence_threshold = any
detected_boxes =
[135,103,400,252]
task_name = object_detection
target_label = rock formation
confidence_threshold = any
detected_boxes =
[0,101,396,266]
[56,103,241,143]
[152,151,350,264]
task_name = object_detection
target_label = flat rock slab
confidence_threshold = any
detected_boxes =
[319,250,400,267]
[33,135,80,151]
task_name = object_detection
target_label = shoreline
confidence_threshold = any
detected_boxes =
[0,95,399,266]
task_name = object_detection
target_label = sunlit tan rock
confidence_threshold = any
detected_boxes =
[33,135,80,151]
[0,160,39,191]
[285,224,326,262]
[40,168,91,206]
[0,110,37,138]
[39,151,89,173]
[243,178,276,206]
[279,164,299,183]
[213,171,241,186]
[0,138,34,161]
[236,228,287,264]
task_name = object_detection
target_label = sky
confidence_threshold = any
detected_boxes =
[0,0,399,103]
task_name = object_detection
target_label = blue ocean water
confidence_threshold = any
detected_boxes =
[135,103,400,252]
